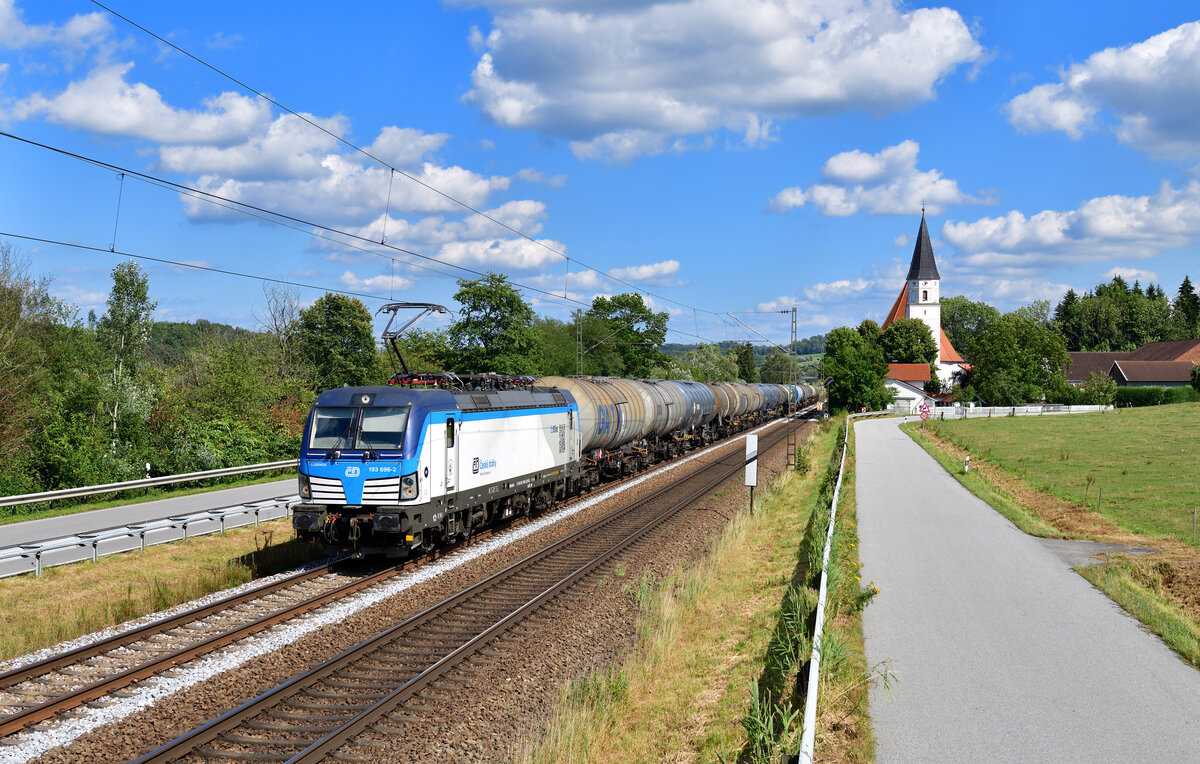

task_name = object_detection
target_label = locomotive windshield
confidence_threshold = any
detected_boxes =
[307,406,409,451]
[357,407,408,450]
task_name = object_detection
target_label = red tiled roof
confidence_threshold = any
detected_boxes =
[887,363,931,383]
[1067,351,1131,382]
[940,329,964,363]
[1110,360,1196,384]
[1128,340,1200,363]
[880,284,965,364]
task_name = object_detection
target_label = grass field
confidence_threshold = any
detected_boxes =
[926,404,1200,545]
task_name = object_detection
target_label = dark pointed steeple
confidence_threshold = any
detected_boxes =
[906,212,940,281]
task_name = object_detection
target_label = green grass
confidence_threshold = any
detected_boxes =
[900,423,1064,539]
[0,469,295,527]
[1077,558,1200,669]
[921,403,1200,544]
[522,422,875,764]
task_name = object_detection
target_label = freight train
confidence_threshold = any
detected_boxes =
[291,374,821,558]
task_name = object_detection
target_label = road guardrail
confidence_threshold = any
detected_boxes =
[0,460,299,509]
[0,496,297,578]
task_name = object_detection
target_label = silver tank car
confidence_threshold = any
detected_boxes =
[536,376,642,452]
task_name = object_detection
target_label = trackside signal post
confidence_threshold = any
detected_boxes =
[745,434,758,515]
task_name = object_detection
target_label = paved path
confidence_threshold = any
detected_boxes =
[1,480,294,547]
[856,418,1200,762]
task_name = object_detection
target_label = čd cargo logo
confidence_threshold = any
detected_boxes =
[344,466,360,478]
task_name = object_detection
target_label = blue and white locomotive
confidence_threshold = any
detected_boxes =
[293,381,580,557]
[291,297,820,558]
[291,374,820,558]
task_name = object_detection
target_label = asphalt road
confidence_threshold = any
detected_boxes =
[856,418,1200,762]
[1,480,295,548]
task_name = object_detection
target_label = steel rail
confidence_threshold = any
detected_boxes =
[134,418,801,763]
[290,423,794,764]
[0,560,375,737]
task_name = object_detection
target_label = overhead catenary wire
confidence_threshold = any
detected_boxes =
[0,231,395,304]
[87,0,730,320]
[2,129,736,346]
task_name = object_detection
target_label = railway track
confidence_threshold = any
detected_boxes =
[0,560,385,738]
[134,417,800,763]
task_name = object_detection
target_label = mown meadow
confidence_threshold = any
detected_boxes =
[928,403,1200,544]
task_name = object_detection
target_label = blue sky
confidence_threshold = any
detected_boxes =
[2,1,1199,347]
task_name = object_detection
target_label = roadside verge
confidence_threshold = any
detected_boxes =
[523,418,878,763]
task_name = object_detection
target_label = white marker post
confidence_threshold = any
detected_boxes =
[745,434,758,515]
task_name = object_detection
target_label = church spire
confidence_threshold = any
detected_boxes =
[906,212,940,281]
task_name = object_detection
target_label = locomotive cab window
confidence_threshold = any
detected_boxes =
[309,407,356,450]
[357,407,408,451]
[446,420,455,447]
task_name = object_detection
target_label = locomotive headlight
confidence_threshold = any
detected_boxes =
[401,472,418,500]
[298,474,312,500]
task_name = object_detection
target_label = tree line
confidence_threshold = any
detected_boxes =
[0,244,815,505]
[820,273,1200,412]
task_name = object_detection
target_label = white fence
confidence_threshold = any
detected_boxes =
[913,404,1112,419]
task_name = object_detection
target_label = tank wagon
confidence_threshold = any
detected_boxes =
[292,376,821,558]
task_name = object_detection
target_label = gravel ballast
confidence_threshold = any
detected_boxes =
[2,419,798,763]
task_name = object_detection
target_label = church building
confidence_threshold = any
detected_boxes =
[880,213,965,390]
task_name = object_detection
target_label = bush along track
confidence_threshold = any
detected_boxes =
[902,418,1200,670]
[520,419,880,764]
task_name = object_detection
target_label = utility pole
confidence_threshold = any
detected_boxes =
[783,307,798,469]
[576,310,583,376]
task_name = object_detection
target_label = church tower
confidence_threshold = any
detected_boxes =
[880,212,965,391]
[905,212,942,364]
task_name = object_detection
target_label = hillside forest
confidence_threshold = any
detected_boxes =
[0,243,821,508]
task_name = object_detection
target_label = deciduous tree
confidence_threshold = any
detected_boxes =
[820,327,891,412]
[879,317,937,364]
[448,272,541,375]
[297,293,382,388]
[589,293,668,378]
[941,295,1000,361]
[760,348,800,384]
[967,314,1069,405]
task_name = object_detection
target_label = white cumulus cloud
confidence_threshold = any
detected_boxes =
[1005,21,1200,157]
[941,180,1200,269]
[16,62,270,145]
[0,0,110,52]
[339,270,415,294]
[462,0,982,161]
[768,140,991,216]
[1101,266,1159,284]
[607,260,681,284]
